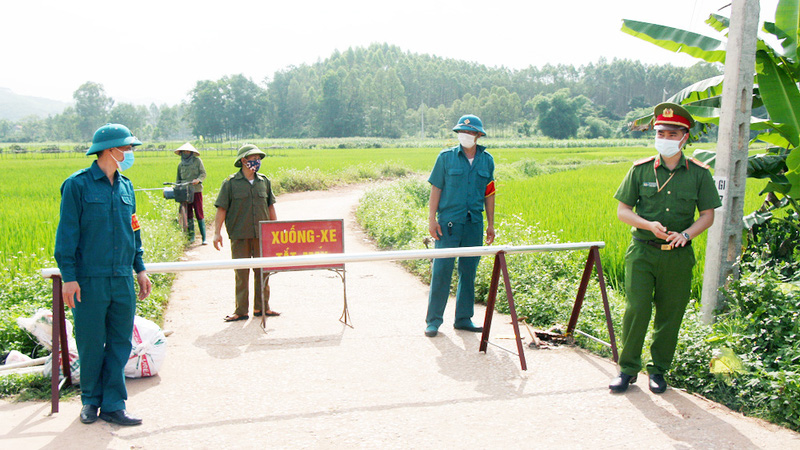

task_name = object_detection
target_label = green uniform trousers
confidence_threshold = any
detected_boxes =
[72,276,136,412]
[619,240,695,376]
[231,238,270,316]
[426,220,483,328]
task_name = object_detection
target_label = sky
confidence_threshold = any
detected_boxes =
[0,0,780,106]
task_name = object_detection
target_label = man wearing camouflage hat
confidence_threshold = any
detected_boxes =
[609,103,721,394]
[214,144,279,321]
[55,123,152,426]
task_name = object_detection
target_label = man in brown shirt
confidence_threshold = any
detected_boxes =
[214,144,279,321]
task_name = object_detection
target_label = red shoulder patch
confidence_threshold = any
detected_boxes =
[688,158,710,169]
[633,155,656,166]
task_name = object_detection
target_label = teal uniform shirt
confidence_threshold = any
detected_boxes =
[55,161,146,281]
[613,153,721,376]
[428,144,495,224]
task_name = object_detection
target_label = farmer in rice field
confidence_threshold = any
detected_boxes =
[424,114,496,337]
[174,142,208,244]
[213,144,280,322]
[609,103,721,394]
[55,123,152,426]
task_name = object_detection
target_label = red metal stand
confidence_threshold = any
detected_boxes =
[479,252,527,370]
[50,275,72,415]
[479,246,618,371]
[566,246,618,362]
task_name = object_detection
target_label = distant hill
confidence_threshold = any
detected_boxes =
[0,87,70,120]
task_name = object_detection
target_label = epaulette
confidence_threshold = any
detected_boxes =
[688,158,710,169]
[633,155,656,166]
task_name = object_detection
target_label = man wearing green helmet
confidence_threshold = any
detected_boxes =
[425,114,496,338]
[609,103,720,394]
[214,144,279,322]
[55,123,152,426]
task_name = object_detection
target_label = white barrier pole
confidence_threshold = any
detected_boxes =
[40,242,605,278]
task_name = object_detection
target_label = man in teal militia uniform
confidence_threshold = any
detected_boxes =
[425,114,496,337]
[55,123,153,426]
[609,103,721,393]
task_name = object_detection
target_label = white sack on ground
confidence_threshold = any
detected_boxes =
[125,316,167,378]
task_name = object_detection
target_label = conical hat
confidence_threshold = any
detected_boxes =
[174,142,199,155]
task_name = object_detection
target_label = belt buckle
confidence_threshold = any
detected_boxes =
[660,244,672,251]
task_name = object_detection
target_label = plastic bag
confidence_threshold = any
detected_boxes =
[124,316,167,378]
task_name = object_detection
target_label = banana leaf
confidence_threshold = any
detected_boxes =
[753,131,793,148]
[668,75,725,104]
[706,14,731,33]
[774,0,800,61]
[621,19,727,63]
[786,145,800,197]
[755,50,800,146]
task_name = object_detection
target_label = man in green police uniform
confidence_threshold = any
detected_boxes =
[425,114,496,338]
[55,123,152,426]
[214,144,280,322]
[609,103,721,394]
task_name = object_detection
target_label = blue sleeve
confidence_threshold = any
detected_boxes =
[428,152,446,189]
[54,178,82,282]
[132,188,146,274]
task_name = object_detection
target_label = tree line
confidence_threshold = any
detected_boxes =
[0,43,721,143]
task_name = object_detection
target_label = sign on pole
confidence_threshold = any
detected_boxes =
[259,219,345,271]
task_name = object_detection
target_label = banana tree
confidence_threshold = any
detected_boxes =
[622,0,800,229]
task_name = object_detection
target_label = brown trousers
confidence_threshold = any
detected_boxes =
[231,238,270,316]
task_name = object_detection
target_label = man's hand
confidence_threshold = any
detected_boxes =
[62,281,81,309]
[485,225,495,245]
[137,271,152,300]
[428,219,442,240]
[666,231,690,248]
[213,233,224,250]
[647,221,669,240]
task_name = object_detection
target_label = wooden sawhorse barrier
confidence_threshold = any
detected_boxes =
[479,246,618,371]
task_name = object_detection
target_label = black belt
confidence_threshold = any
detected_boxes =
[632,236,690,251]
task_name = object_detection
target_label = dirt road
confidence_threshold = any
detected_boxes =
[2,184,799,449]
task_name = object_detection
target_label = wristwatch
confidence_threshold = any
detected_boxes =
[681,232,691,241]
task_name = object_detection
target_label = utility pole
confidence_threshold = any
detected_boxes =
[701,0,760,323]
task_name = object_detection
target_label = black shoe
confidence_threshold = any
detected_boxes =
[453,322,483,332]
[79,404,98,424]
[99,409,142,426]
[649,373,667,394]
[609,372,638,393]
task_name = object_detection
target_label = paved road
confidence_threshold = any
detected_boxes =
[2,184,799,449]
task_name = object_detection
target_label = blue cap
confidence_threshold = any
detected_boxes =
[86,123,142,156]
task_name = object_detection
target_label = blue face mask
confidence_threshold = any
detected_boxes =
[245,159,261,172]
[114,148,135,171]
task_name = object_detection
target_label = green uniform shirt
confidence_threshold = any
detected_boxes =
[214,171,276,240]
[428,144,495,224]
[55,161,146,282]
[176,155,206,194]
[614,153,721,242]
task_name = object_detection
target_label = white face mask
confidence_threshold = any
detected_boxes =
[654,137,682,158]
[457,133,476,148]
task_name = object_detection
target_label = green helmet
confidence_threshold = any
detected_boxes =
[452,114,486,137]
[86,123,142,156]
[234,144,266,167]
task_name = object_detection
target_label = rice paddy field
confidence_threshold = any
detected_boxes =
[0,141,767,287]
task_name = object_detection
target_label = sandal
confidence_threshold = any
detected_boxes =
[253,311,263,317]
[224,314,248,322]
[265,311,281,317]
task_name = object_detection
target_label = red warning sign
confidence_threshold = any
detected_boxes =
[259,219,345,271]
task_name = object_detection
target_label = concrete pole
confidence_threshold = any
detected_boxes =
[701,0,760,323]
